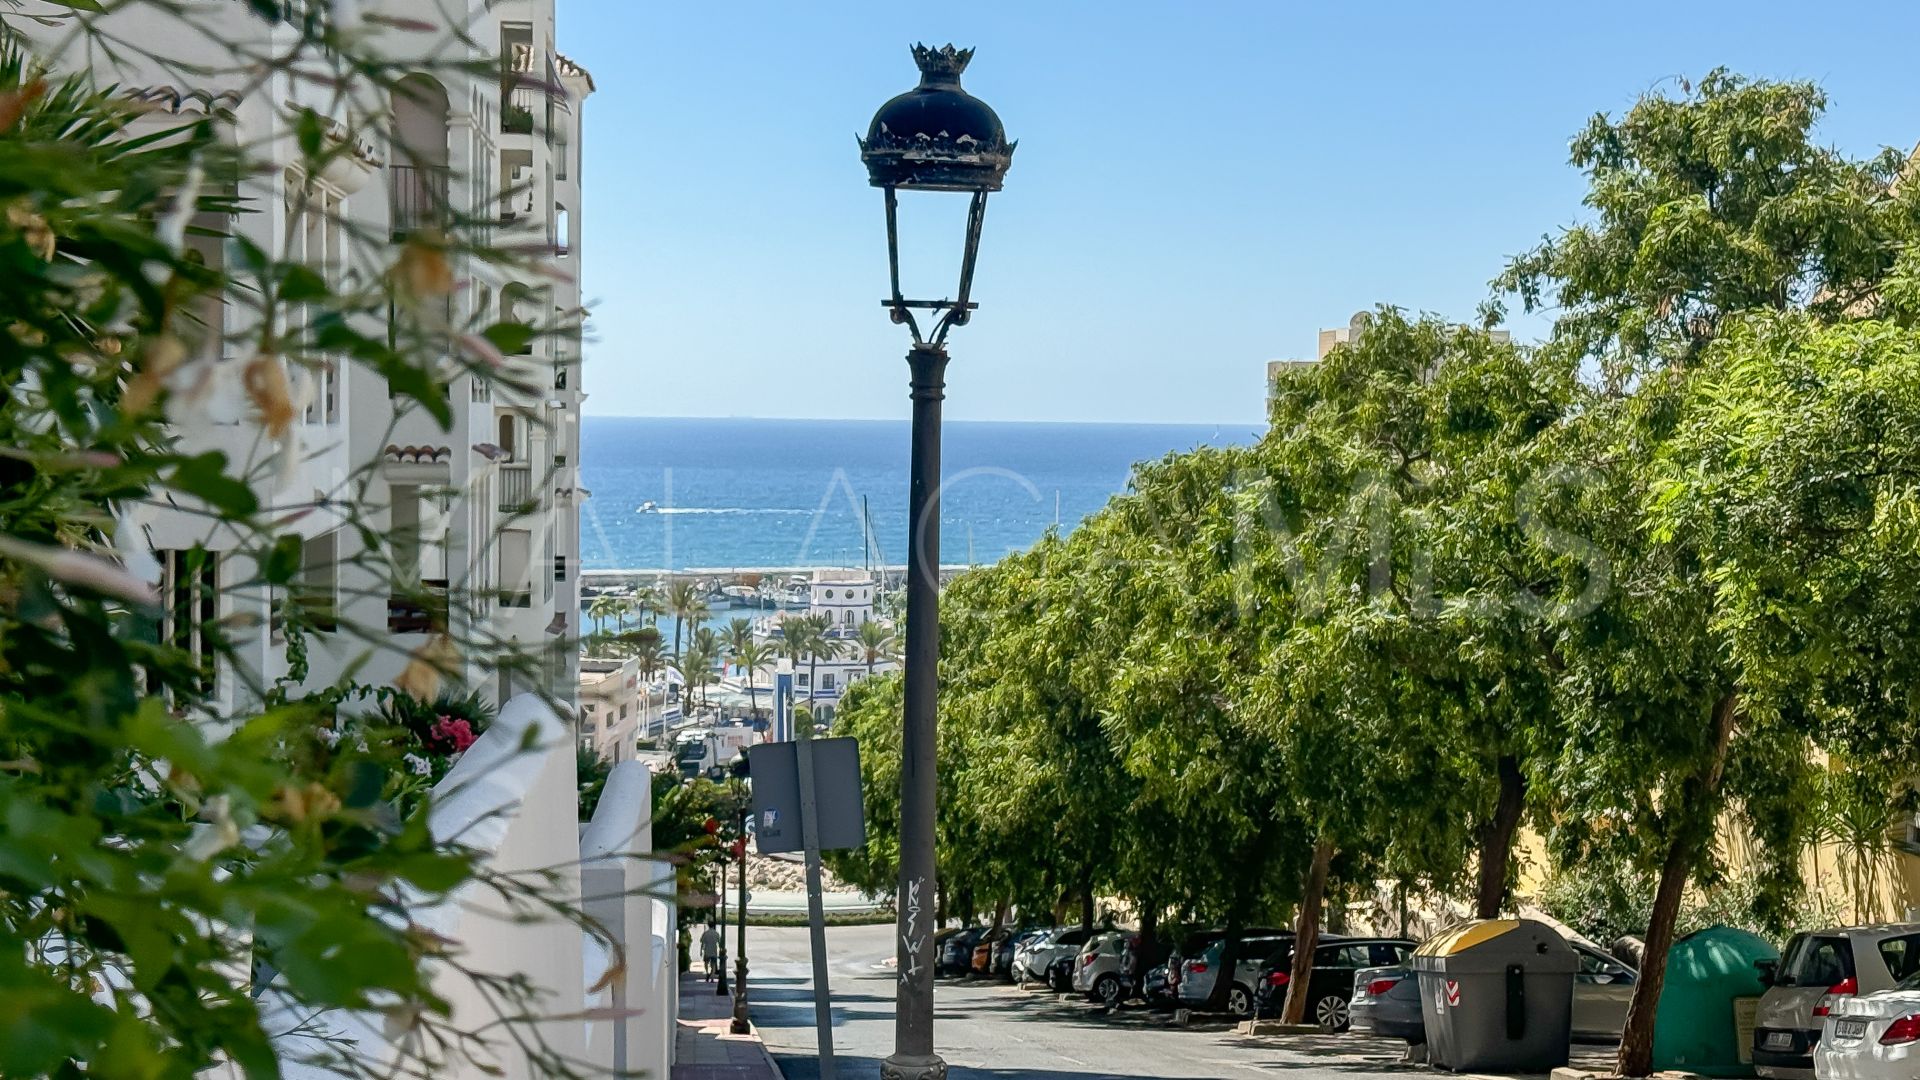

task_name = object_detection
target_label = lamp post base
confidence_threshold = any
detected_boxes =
[880,1053,948,1080]
[730,958,751,1034]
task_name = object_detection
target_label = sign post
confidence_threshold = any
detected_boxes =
[747,738,865,1080]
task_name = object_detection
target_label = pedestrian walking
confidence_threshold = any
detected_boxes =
[700,921,720,982]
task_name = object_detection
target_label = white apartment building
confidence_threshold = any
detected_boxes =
[772,568,896,725]
[22,1,593,712]
[578,655,670,762]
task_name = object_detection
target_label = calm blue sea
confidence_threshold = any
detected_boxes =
[577,416,1261,572]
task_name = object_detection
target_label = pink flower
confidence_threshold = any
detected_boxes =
[429,716,477,754]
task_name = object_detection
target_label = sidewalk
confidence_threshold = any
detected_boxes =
[673,970,784,1080]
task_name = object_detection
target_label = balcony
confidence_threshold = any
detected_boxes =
[498,462,533,513]
[389,164,448,241]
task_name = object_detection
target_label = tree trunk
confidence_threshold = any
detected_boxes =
[1475,753,1527,919]
[1204,908,1245,1013]
[1282,839,1337,1024]
[990,898,1007,933]
[1134,901,1159,983]
[1617,695,1739,1077]
[1079,885,1095,930]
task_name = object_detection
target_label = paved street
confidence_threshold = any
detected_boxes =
[742,924,1614,1080]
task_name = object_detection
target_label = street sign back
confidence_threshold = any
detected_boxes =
[745,737,866,854]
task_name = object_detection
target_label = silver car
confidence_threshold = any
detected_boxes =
[1177,932,1292,1018]
[1756,924,1920,1080]
[1572,941,1638,1039]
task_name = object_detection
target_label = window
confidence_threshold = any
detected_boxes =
[1575,946,1635,984]
[1370,942,1413,966]
[1879,935,1920,982]
[159,549,220,700]
[797,673,809,688]
[294,532,339,632]
[618,703,628,720]
[821,673,835,691]
[1778,935,1855,987]
[554,553,568,582]
[823,589,834,599]
[843,609,855,626]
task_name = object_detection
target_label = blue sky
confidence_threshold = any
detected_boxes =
[561,1,1920,426]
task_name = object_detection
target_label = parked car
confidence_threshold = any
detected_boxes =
[1046,953,1075,993]
[1814,968,1920,1080]
[1351,964,1425,1041]
[1017,927,1095,985]
[938,926,988,978]
[1073,930,1133,1004]
[993,930,1036,980]
[1571,940,1638,1040]
[1141,963,1177,1009]
[1118,931,1174,1004]
[1180,931,1299,1018]
[1757,925,1920,1079]
[1349,936,1638,1045]
[1253,937,1415,1030]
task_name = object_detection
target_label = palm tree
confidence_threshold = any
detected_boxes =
[614,596,638,632]
[853,618,898,674]
[633,586,663,627]
[586,592,622,634]
[682,626,723,708]
[664,579,708,661]
[796,612,843,722]
[723,617,754,670]
[731,637,773,722]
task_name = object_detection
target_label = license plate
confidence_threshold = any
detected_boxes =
[1836,1020,1868,1040]
[1765,1031,1794,1051]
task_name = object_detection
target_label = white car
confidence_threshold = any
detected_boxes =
[1014,927,1092,985]
[1757,924,1920,1080]
[1073,930,1130,1002]
[1815,980,1920,1080]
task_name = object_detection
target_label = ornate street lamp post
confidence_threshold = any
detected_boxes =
[858,42,1013,1080]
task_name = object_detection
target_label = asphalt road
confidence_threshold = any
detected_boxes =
[740,923,1615,1080]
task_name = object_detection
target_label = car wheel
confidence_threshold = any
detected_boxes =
[1314,992,1350,1032]
[1228,983,1255,1019]
[1095,973,1122,1007]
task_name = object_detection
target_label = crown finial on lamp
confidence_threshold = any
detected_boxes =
[911,43,973,83]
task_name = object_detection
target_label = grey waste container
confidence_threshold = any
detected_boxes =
[1413,919,1578,1072]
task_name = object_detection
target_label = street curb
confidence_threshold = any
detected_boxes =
[1237,1019,1324,1036]
[1551,1070,1703,1080]
[747,1020,787,1080]
[1551,1060,1704,1068]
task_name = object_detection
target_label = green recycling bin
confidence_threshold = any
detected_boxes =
[1652,926,1778,1077]
[1414,919,1578,1072]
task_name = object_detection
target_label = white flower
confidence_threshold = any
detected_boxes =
[404,753,431,777]
[317,726,343,748]
[183,794,239,862]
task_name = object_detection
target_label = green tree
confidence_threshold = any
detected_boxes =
[730,636,773,722]
[1489,71,1920,1075]
[587,592,623,635]
[665,578,708,661]
[853,616,898,674]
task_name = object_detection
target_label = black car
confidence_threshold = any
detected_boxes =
[938,926,988,977]
[1252,937,1416,1031]
[1046,953,1075,993]
[993,929,1037,980]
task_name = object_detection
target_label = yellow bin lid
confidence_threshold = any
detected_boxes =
[1415,919,1521,958]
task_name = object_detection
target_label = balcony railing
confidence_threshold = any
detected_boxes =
[388,578,448,634]
[498,462,533,513]
[389,164,449,241]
